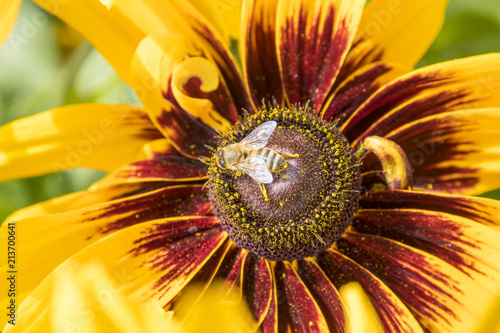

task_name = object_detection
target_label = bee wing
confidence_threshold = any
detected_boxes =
[235,157,273,184]
[238,120,277,150]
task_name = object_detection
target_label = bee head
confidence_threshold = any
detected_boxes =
[214,150,226,169]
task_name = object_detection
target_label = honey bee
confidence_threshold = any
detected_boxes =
[214,120,298,200]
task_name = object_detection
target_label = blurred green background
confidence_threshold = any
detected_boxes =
[0,0,499,221]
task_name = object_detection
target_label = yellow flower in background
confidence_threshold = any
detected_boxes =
[1,0,500,332]
[7,260,251,333]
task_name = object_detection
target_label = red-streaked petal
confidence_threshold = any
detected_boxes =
[341,54,500,145]
[131,218,226,304]
[275,262,329,332]
[2,216,222,316]
[260,268,278,333]
[321,62,405,124]
[241,254,273,329]
[297,259,345,332]
[337,231,498,332]
[353,208,500,293]
[4,185,210,300]
[381,108,500,195]
[241,0,283,108]
[168,239,232,315]
[91,155,207,189]
[318,250,423,333]
[339,0,447,80]
[86,185,211,235]
[360,190,500,230]
[0,104,162,182]
[215,246,248,298]
[276,0,365,111]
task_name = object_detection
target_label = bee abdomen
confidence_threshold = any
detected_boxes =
[253,148,286,172]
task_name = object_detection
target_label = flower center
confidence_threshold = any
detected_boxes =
[208,106,361,261]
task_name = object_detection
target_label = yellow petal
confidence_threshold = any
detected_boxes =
[350,0,448,69]
[5,183,145,221]
[2,260,183,333]
[0,0,21,46]
[183,0,243,42]
[339,282,384,333]
[0,103,161,182]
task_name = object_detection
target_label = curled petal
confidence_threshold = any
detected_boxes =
[172,57,233,129]
[363,136,413,190]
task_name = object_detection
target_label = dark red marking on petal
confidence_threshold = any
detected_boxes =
[182,76,240,125]
[122,111,165,141]
[341,72,469,143]
[297,259,345,333]
[275,262,327,332]
[86,185,211,236]
[322,63,393,125]
[244,1,283,107]
[186,21,252,114]
[337,232,460,324]
[360,170,386,190]
[260,272,278,333]
[131,217,225,299]
[360,190,500,228]
[279,6,351,111]
[112,155,207,182]
[334,40,384,90]
[169,239,232,315]
[353,209,484,276]
[242,254,273,328]
[215,246,247,297]
[318,250,421,333]
[383,114,480,193]
[157,83,219,158]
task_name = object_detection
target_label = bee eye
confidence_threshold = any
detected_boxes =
[218,151,225,166]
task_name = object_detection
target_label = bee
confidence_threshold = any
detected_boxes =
[214,120,298,201]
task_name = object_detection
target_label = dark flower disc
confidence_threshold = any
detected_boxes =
[208,106,361,261]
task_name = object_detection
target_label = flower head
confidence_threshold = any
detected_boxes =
[2,0,500,332]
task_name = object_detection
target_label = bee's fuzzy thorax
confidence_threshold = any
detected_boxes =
[208,106,361,261]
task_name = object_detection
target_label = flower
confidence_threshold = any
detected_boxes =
[2,0,500,332]
[14,259,251,333]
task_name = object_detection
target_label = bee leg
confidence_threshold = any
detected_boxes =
[259,183,270,201]
[281,153,299,158]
